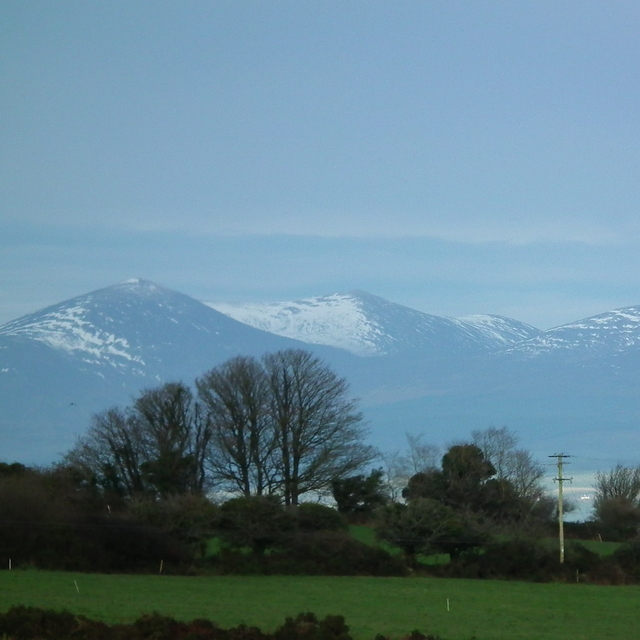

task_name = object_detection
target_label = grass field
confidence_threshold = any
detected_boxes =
[1,570,639,640]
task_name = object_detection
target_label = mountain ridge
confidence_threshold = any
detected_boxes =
[207,290,541,357]
[3,279,640,469]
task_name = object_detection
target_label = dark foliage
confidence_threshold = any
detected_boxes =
[332,469,387,521]
[609,540,640,581]
[293,503,348,532]
[0,512,189,572]
[0,608,441,640]
[278,531,406,575]
[129,494,218,556]
[593,497,640,541]
[0,467,191,572]
[374,498,488,566]
[203,531,405,576]
[273,613,351,640]
[403,445,535,527]
[214,495,294,555]
[0,462,29,477]
[430,539,602,582]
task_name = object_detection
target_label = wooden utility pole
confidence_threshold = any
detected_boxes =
[550,454,572,563]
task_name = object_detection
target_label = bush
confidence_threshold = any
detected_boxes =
[294,503,348,532]
[278,531,406,576]
[432,539,601,582]
[0,465,193,573]
[215,496,294,556]
[609,540,640,582]
[203,531,406,576]
[129,494,218,555]
[0,607,442,640]
[274,612,351,640]
[594,497,640,541]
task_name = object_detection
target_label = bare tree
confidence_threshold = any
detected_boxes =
[197,356,277,496]
[133,382,211,496]
[471,427,517,478]
[66,407,146,497]
[472,426,544,500]
[67,351,374,506]
[593,464,640,538]
[593,464,640,506]
[405,433,440,474]
[380,434,439,502]
[66,383,211,498]
[263,349,376,506]
[379,450,410,502]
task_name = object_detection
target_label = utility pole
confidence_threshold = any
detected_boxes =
[550,454,572,563]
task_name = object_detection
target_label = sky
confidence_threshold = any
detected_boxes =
[2,1,640,329]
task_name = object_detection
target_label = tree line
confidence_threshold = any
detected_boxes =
[66,349,375,507]
[2,347,640,578]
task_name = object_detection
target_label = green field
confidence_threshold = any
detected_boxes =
[1,570,639,640]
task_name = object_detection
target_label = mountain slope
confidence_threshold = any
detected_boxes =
[208,290,541,357]
[0,279,319,380]
[0,279,334,462]
[505,305,640,360]
[4,282,640,471]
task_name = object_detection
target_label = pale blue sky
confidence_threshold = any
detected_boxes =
[2,1,640,328]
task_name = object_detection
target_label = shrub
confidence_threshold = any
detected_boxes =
[272,531,406,576]
[202,531,405,576]
[215,496,294,556]
[294,503,348,532]
[129,494,218,555]
[274,612,351,640]
[0,605,113,640]
[610,540,640,582]
[0,608,442,640]
[433,539,601,582]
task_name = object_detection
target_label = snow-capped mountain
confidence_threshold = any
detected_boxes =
[0,279,313,381]
[0,279,334,462]
[3,280,640,469]
[208,291,540,357]
[505,306,640,359]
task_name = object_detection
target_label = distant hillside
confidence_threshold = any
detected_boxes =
[2,280,640,474]
[208,290,540,356]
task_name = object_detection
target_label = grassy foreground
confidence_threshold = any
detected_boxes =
[1,571,638,640]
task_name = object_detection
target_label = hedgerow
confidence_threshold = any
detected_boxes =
[0,607,443,640]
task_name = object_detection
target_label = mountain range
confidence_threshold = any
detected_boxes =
[208,291,540,357]
[1,279,639,487]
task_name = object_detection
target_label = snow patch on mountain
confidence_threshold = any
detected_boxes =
[210,294,385,355]
[208,292,540,356]
[457,314,540,345]
[506,306,640,358]
[0,300,144,366]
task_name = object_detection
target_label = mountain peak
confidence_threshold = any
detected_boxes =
[208,291,540,356]
[0,280,297,373]
[507,304,640,358]
[208,292,382,355]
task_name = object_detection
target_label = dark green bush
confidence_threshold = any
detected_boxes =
[0,607,440,640]
[215,496,294,556]
[202,531,405,576]
[0,466,192,573]
[610,540,640,581]
[294,503,348,532]
[274,613,351,640]
[432,539,601,582]
[279,531,406,576]
[0,513,190,573]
